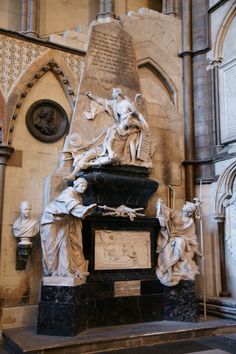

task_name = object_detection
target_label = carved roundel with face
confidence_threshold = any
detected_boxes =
[25,99,69,143]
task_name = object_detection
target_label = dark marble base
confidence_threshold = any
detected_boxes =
[75,165,158,208]
[16,245,32,270]
[37,279,198,336]
[164,281,199,322]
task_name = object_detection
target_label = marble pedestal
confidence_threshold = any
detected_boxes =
[76,165,158,208]
[37,215,198,337]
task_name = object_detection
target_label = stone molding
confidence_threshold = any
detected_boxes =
[5,51,83,145]
[137,57,178,108]
[214,3,236,60]
[214,157,236,218]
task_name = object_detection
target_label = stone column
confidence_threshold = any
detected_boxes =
[216,217,231,297]
[168,0,177,16]
[25,0,39,37]
[99,0,105,13]
[97,0,114,20]
[181,0,195,201]
[162,0,168,14]
[0,145,14,243]
[21,0,28,32]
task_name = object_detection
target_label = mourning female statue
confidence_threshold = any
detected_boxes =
[64,88,151,180]
[155,199,200,286]
[13,201,39,246]
[40,178,96,278]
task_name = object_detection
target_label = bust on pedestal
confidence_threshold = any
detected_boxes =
[13,201,39,270]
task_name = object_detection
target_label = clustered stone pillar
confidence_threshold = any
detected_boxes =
[181,0,195,201]
[215,217,230,297]
[21,0,40,37]
[0,145,14,243]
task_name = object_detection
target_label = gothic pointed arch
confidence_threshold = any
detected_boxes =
[6,50,82,144]
[215,158,236,218]
[137,57,178,108]
[214,3,236,60]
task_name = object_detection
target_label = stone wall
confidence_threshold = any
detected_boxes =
[195,0,236,299]
[122,9,184,211]
[0,32,85,329]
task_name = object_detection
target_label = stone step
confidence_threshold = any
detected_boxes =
[3,318,236,354]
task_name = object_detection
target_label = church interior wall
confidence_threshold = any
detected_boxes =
[0,30,86,329]
[195,0,236,301]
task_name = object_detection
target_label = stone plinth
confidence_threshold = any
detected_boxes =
[164,281,199,322]
[37,283,88,336]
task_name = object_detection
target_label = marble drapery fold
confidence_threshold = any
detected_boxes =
[40,179,96,277]
[156,199,200,286]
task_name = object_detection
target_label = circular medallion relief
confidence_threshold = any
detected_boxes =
[25,100,68,143]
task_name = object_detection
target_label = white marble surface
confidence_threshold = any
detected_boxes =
[40,178,96,278]
[42,276,87,287]
[13,201,39,246]
[156,199,200,286]
[94,230,151,270]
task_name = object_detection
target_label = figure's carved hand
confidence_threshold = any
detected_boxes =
[85,91,92,98]
[89,203,97,209]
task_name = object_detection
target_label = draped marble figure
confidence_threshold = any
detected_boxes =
[13,201,39,245]
[40,178,96,277]
[155,199,200,286]
[64,88,151,180]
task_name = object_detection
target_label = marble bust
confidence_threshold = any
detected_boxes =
[13,201,39,246]
[40,178,96,278]
[155,199,200,286]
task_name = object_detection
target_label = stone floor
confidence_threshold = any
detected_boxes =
[2,317,236,353]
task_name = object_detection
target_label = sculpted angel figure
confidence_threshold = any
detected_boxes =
[40,178,96,278]
[85,88,149,163]
[64,88,151,180]
[13,201,39,246]
[155,199,200,286]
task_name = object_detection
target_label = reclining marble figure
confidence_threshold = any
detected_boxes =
[40,178,96,278]
[155,198,200,286]
[64,88,151,180]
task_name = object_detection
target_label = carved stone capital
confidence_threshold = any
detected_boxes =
[0,145,14,165]
[208,57,223,69]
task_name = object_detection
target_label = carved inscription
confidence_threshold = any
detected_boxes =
[114,280,141,297]
[225,65,236,134]
[137,130,151,161]
[90,31,137,82]
[220,59,236,142]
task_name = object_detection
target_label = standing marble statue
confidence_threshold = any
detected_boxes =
[155,199,200,286]
[40,178,96,278]
[13,201,39,245]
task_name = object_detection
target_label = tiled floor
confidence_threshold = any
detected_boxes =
[95,334,236,354]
